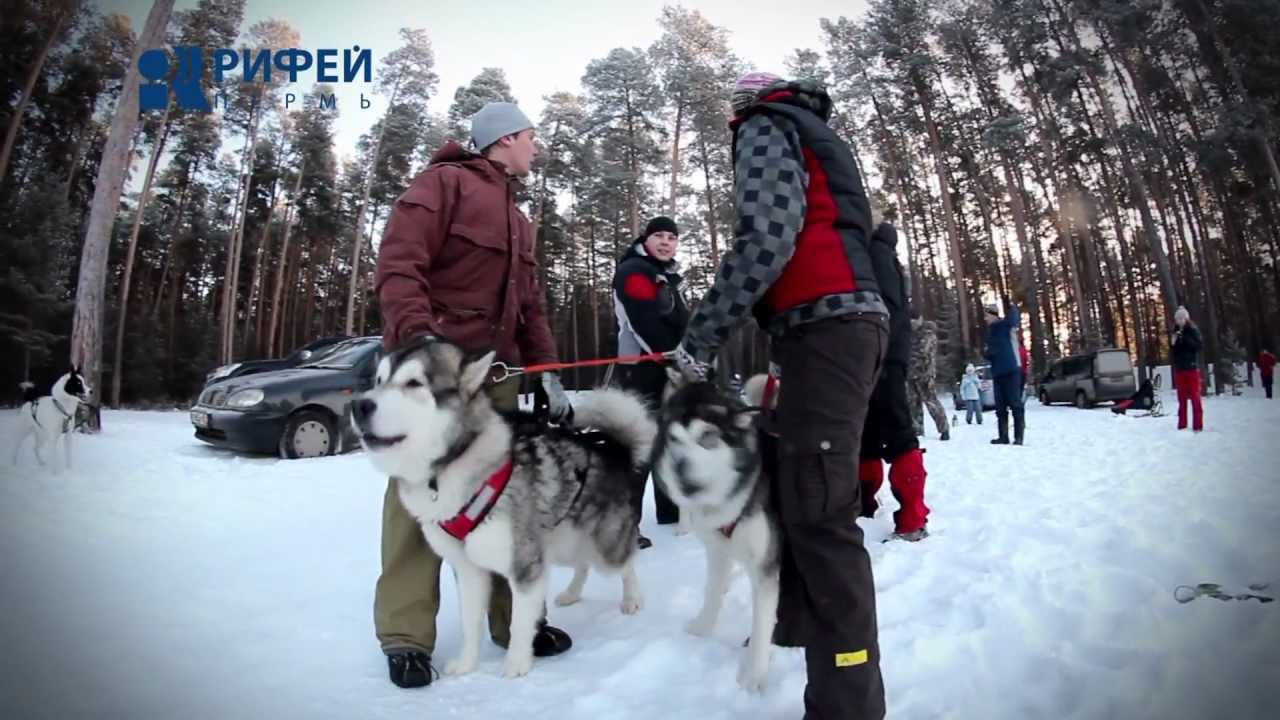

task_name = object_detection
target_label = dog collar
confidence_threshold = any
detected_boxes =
[438,458,515,540]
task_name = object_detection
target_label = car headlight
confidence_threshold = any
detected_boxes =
[225,389,265,409]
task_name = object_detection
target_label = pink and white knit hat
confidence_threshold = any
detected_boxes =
[731,71,784,112]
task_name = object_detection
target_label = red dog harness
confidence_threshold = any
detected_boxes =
[438,459,515,540]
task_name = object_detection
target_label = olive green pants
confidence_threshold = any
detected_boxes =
[373,377,531,654]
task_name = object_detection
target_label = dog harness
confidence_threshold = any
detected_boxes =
[29,398,74,433]
[438,458,515,540]
[720,369,781,540]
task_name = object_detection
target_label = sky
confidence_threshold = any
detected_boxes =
[96,0,872,164]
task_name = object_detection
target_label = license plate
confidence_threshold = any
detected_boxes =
[191,410,210,429]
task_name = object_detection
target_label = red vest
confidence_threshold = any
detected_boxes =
[763,147,859,312]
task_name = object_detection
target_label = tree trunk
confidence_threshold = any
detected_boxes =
[668,98,683,216]
[63,121,92,202]
[910,70,970,352]
[243,189,278,358]
[267,160,305,357]
[221,103,265,363]
[696,132,721,266]
[590,218,600,366]
[0,3,71,186]
[110,99,172,408]
[1049,1,1179,315]
[346,81,399,334]
[70,0,174,431]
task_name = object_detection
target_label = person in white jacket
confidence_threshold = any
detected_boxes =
[960,364,983,425]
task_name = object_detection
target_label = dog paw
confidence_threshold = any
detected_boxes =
[620,595,643,615]
[684,616,715,637]
[736,659,769,693]
[554,590,581,607]
[444,656,476,676]
[501,652,534,679]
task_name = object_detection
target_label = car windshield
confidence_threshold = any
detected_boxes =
[1094,351,1132,375]
[299,339,375,369]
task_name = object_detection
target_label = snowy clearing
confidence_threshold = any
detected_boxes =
[2,383,1279,719]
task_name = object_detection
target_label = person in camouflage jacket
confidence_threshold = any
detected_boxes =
[907,315,950,440]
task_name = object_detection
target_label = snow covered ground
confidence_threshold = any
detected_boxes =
[2,384,1279,720]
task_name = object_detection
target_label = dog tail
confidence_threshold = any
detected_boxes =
[19,381,39,405]
[568,387,658,468]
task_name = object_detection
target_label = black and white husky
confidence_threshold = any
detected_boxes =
[350,337,656,679]
[652,370,782,692]
[12,368,92,472]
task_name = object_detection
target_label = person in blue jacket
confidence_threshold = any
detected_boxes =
[983,296,1025,445]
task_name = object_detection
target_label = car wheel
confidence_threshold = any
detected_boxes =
[1039,389,1049,406]
[1075,391,1089,409]
[281,409,336,459]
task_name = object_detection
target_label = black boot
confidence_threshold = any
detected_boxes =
[387,650,438,689]
[991,412,1010,445]
[532,620,573,657]
[1013,409,1025,445]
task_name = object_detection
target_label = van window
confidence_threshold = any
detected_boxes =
[1063,357,1090,376]
[1094,351,1132,375]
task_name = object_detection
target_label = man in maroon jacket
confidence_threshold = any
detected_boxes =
[372,102,573,689]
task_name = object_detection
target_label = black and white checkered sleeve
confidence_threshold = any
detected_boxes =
[682,113,808,363]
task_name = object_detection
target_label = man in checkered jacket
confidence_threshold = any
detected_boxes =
[670,72,889,720]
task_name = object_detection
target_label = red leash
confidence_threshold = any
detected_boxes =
[488,351,671,384]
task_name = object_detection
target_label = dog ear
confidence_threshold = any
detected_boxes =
[460,350,497,397]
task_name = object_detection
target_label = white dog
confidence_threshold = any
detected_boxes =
[13,368,92,472]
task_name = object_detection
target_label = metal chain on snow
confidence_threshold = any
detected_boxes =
[1173,582,1275,604]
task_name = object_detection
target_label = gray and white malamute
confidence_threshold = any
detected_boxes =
[652,370,782,692]
[350,337,655,680]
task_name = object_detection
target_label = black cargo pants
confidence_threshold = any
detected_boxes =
[618,362,681,525]
[769,312,888,720]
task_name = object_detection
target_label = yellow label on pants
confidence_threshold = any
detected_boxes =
[835,650,868,667]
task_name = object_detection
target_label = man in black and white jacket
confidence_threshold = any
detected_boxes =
[612,216,691,545]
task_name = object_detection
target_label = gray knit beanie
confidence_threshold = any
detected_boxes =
[470,102,534,152]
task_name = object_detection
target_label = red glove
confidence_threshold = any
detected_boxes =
[888,448,926,486]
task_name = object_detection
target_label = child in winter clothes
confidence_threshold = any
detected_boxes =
[960,364,983,425]
[1171,306,1204,431]
[1259,349,1276,399]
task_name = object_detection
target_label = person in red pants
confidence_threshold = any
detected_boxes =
[858,219,929,541]
[1259,349,1276,399]
[1171,306,1204,431]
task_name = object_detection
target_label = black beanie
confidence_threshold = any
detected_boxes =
[643,216,679,238]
